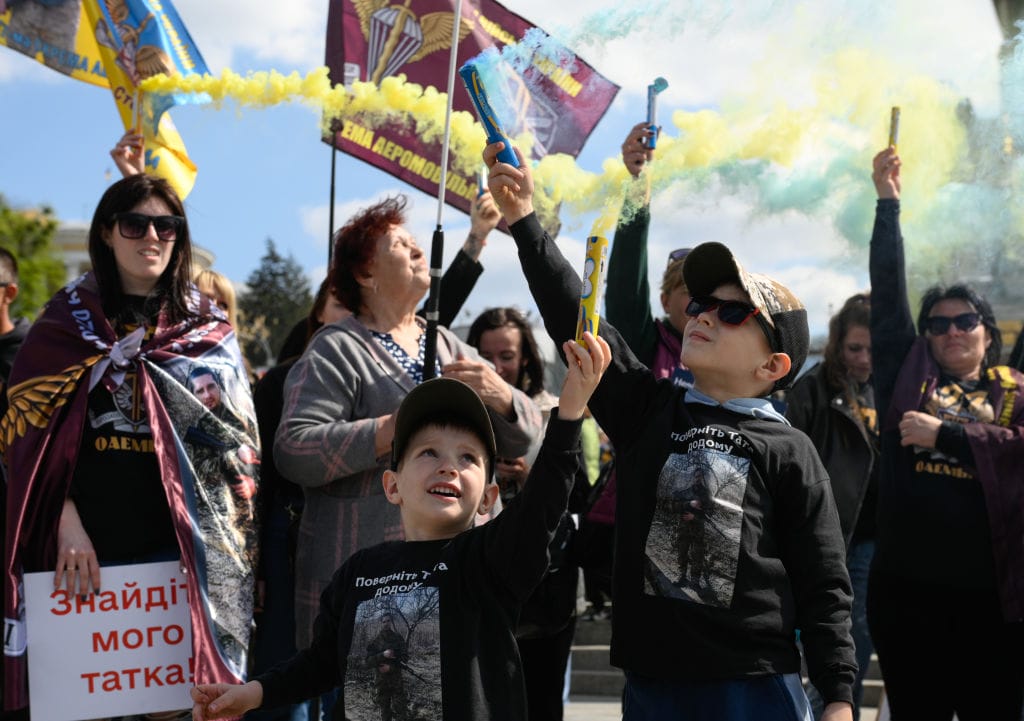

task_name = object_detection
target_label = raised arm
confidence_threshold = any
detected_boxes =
[483,141,660,445]
[432,191,501,327]
[606,123,659,364]
[869,147,916,419]
[482,333,611,597]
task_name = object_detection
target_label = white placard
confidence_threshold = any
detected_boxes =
[24,561,192,721]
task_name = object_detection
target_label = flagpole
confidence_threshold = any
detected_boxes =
[421,0,463,381]
[328,119,339,265]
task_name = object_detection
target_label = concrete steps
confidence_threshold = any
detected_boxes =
[860,655,884,708]
[570,617,623,698]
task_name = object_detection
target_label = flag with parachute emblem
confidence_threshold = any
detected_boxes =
[0,0,209,198]
[325,0,619,215]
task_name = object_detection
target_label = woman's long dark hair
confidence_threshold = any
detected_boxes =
[466,307,545,396]
[88,174,194,327]
[822,293,871,395]
[917,284,1002,371]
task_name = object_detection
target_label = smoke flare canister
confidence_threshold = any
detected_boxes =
[646,77,668,149]
[889,106,900,151]
[477,165,487,197]
[576,235,609,346]
[459,62,520,167]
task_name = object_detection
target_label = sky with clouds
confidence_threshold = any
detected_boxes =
[0,0,1008,340]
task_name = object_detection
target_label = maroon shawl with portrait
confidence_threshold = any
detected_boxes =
[2,273,259,710]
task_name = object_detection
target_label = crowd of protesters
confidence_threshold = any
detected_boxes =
[0,124,1022,721]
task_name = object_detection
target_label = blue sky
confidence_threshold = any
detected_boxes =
[0,0,1006,336]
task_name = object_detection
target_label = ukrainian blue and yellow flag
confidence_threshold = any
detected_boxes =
[0,0,209,198]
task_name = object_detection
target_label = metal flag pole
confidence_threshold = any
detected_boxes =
[328,120,340,265]
[421,0,464,380]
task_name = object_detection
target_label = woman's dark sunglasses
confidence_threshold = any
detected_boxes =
[112,212,184,242]
[666,247,692,266]
[924,312,981,336]
[686,296,778,350]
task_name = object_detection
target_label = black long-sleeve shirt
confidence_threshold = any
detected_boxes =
[256,416,582,721]
[507,212,855,704]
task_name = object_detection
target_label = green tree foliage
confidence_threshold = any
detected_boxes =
[0,195,68,319]
[238,238,313,367]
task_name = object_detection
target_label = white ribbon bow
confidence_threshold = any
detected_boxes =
[88,325,147,391]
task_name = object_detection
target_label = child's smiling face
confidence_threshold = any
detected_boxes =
[384,424,497,541]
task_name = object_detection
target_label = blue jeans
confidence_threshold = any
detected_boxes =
[623,672,812,721]
[807,539,874,721]
[846,540,875,717]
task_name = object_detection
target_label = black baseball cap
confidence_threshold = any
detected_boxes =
[390,378,497,476]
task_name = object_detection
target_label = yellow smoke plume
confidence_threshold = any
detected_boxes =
[142,49,967,228]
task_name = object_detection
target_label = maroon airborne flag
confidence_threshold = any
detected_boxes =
[324,0,620,215]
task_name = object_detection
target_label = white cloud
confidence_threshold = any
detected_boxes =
[635,187,863,336]
[170,0,326,72]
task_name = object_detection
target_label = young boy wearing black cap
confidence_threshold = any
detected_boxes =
[188,333,612,721]
[485,141,856,721]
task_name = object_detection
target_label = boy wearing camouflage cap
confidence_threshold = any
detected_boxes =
[486,141,855,721]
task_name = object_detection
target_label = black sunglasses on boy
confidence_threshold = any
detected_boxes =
[685,296,778,351]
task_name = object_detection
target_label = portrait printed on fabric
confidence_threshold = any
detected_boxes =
[345,588,442,721]
[644,445,748,608]
[147,343,259,673]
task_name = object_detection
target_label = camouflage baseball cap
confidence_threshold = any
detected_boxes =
[683,242,809,390]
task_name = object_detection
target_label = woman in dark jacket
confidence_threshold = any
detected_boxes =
[786,293,878,719]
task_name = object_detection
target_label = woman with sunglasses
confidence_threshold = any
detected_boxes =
[867,147,1024,720]
[2,174,260,715]
[605,122,694,388]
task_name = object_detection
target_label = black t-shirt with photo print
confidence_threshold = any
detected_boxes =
[255,417,582,721]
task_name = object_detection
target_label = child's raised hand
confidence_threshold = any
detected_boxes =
[557,332,612,421]
[191,681,263,721]
[483,141,533,224]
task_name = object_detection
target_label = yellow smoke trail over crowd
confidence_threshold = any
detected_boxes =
[143,67,492,177]
[142,47,968,238]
